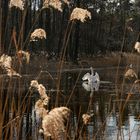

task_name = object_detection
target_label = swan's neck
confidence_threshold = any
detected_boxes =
[90,67,94,76]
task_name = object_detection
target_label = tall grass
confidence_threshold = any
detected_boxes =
[1,0,140,140]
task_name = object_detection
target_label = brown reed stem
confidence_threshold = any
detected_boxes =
[0,0,2,54]
[65,70,81,106]
[22,9,43,50]
[55,21,74,106]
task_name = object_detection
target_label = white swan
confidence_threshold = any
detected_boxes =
[82,81,100,91]
[82,67,100,83]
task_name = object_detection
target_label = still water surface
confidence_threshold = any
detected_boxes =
[2,67,140,140]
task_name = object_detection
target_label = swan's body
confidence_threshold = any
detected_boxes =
[82,67,100,83]
[82,81,100,91]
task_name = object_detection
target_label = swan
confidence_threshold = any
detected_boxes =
[82,81,100,91]
[82,67,100,83]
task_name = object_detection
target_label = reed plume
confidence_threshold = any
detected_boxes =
[35,99,48,119]
[30,80,50,103]
[0,54,21,77]
[134,79,140,84]
[43,0,69,12]
[30,28,47,41]
[124,68,138,79]
[41,107,70,139]
[17,50,30,63]
[31,80,71,139]
[9,0,24,10]
[82,114,91,125]
[43,0,62,12]
[63,0,70,5]
[134,42,140,53]
[70,7,91,22]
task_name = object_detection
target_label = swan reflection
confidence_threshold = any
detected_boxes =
[82,81,100,91]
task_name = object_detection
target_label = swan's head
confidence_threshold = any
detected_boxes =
[90,67,93,70]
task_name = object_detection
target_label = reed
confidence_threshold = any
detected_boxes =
[1,0,140,140]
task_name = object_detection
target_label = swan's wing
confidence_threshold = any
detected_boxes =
[90,75,96,82]
[95,72,100,82]
[82,81,100,91]
[82,82,91,91]
[82,73,91,81]
[90,72,99,83]
[89,82,100,91]
[92,82,100,91]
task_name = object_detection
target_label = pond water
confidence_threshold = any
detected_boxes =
[1,67,140,140]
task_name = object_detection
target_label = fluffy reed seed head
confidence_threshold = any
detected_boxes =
[30,80,49,103]
[134,79,140,84]
[17,50,30,63]
[63,0,70,5]
[30,28,46,41]
[30,80,39,88]
[70,7,91,22]
[6,68,21,77]
[43,0,62,12]
[0,54,21,77]
[124,69,138,79]
[38,84,48,99]
[134,42,140,53]
[0,54,12,69]
[9,0,24,10]
[42,107,71,139]
[82,114,91,125]
[43,0,69,12]
[35,99,48,119]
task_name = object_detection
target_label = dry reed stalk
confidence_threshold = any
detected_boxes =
[122,92,132,113]
[56,8,91,105]
[30,79,71,139]
[0,92,2,140]
[0,1,1,55]
[34,98,71,139]
[70,7,91,22]
[115,20,128,98]
[65,70,81,106]
[30,28,47,41]
[56,21,74,106]
[9,0,24,10]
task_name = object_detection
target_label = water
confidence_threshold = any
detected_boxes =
[1,67,140,140]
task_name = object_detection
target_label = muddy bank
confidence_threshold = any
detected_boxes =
[17,52,140,74]
[1,52,139,93]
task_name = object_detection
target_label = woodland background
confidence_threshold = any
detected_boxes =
[1,0,140,62]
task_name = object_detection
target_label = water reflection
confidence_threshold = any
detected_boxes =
[1,68,140,140]
[82,81,100,91]
[105,115,140,140]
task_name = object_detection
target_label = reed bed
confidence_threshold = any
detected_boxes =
[1,0,140,140]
